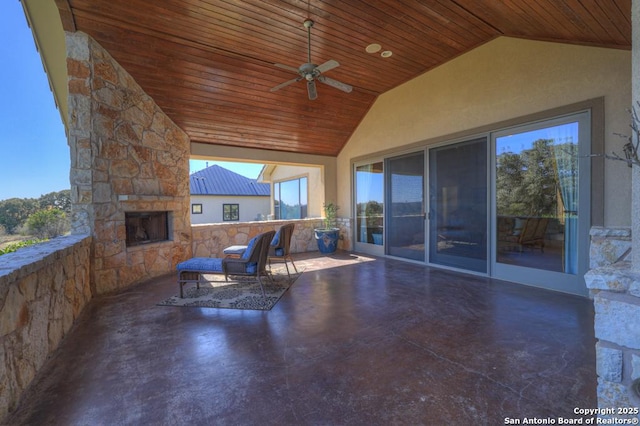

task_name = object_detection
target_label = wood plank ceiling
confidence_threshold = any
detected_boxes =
[56,0,631,157]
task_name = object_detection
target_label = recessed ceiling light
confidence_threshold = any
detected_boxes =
[381,50,393,58]
[365,43,382,53]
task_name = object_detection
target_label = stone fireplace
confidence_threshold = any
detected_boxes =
[125,211,170,247]
[66,32,192,295]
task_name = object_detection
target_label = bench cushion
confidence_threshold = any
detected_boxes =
[176,257,223,273]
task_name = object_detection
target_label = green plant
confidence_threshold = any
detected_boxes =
[321,203,340,230]
[0,239,46,256]
[24,208,70,239]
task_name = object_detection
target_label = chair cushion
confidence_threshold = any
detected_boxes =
[177,257,223,273]
[223,245,247,255]
[242,236,259,260]
[271,228,281,247]
[273,248,284,256]
[245,262,257,274]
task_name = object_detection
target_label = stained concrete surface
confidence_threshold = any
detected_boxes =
[5,252,596,425]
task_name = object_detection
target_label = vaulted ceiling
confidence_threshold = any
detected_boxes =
[54,0,631,156]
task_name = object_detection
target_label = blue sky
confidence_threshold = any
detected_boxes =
[0,0,69,201]
[0,1,261,202]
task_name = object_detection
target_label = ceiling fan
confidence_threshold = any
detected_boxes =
[270,19,353,100]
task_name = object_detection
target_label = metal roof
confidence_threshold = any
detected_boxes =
[190,165,270,196]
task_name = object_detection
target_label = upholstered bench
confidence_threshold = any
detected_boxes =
[176,257,224,298]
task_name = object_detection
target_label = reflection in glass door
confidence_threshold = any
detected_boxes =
[492,112,590,295]
[354,161,384,255]
[429,138,487,272]
[386,152,425,261]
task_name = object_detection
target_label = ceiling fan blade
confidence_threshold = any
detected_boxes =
[270,77,301,92]
[317,75,353,93]
[274,63,300,74]
[307,80,318,100]
[315,59,339,74]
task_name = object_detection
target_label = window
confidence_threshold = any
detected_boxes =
[223,204,239,221]
[191,204,202,214]
[274,177,308,219]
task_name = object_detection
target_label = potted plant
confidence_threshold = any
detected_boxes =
[315,203,340,254]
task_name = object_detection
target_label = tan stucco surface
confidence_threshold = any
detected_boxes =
[338,37,631,226]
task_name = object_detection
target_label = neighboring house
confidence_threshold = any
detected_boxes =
[258,164,323,220]
[189,165,270,224]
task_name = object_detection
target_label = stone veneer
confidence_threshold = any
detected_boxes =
[585,226,640,413]
[0,235,92,418]
[66,32,192,294]
[191,218,352,257]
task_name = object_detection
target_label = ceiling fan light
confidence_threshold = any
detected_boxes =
[366,43,382,53]
[381,50,393,58]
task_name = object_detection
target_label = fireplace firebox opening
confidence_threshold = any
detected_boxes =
[125,211,170,247]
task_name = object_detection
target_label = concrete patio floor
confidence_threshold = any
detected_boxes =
[6,252,596,425]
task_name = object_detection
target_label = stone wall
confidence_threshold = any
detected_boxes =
[66,32,192,294]
[191,218,352,257]
[585,226,640,414]
[0,235,92,419]
[589,227,632,269]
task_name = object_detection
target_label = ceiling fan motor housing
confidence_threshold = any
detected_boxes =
[300,63,318,80]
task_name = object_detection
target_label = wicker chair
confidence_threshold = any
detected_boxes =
[268,223,298,279]
[177,230,275,298]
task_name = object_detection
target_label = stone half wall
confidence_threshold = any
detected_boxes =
[585,226,640,414]
[0,235,92,420]
[191,218,352,257]
[66,32,192,294]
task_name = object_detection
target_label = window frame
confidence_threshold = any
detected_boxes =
[223,204,240,221]
[273,175,308,220]
[191,204,203,214]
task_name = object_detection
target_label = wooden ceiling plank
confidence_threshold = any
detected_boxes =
[66,0,632,156]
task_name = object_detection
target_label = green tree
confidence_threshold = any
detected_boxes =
[38,190,71,214]
[24,208,70,239]
[0,197,39,234]
[496,139,557,217]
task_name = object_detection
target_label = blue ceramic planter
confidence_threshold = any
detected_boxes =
[314,228,339,254]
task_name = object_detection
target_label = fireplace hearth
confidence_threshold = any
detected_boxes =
[125,211,169,247]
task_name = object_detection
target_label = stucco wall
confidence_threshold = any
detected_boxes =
[189,195,270,224]
[337,37,631,227]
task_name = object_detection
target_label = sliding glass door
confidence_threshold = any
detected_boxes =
[351,110,590,295]
[386,152,425,261]
[429,138,487,272]
[492,112,590,295]
[354,161,384,255]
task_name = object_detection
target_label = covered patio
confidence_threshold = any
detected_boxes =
[3,0,639,422]
[6,252,595,425]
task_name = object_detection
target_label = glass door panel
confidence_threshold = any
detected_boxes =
[386,152,425,261]
[495,123,577,273]
[429,138,487,272]
[354,161,384,255]
[492,111,590,295]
